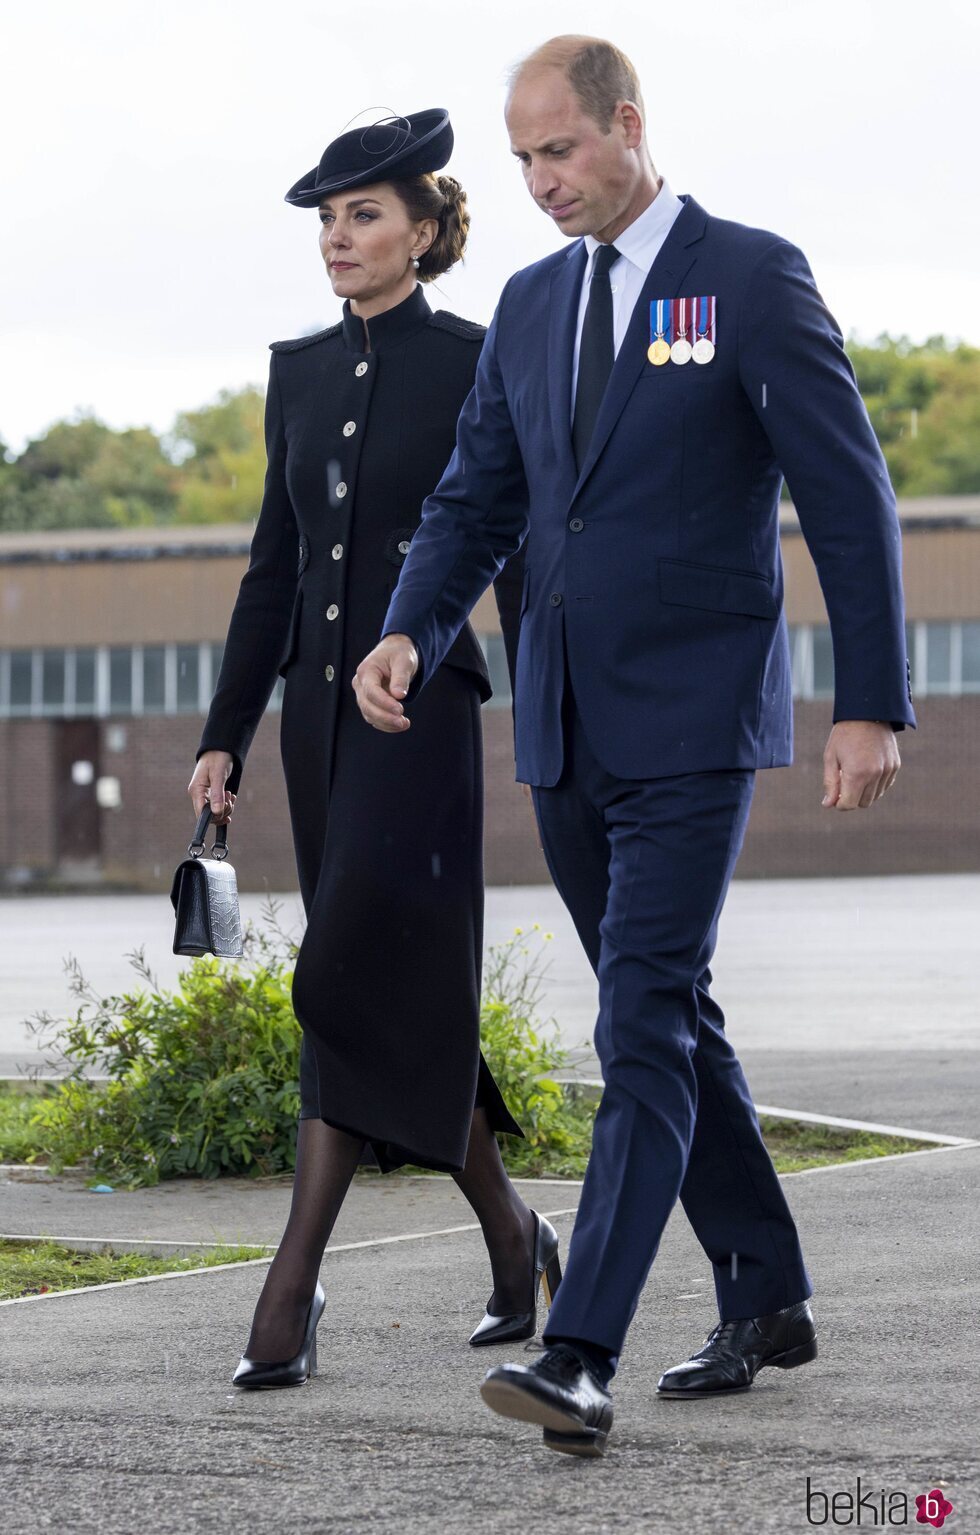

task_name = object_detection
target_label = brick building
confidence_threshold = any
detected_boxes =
[1,498,978,891]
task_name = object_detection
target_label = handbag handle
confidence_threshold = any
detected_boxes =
[188,804,231,861]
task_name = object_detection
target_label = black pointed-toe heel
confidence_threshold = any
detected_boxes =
[469,1212,563,1347]
[232,1281,326,1389]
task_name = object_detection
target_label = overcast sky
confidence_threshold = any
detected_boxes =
[2,0,976,452]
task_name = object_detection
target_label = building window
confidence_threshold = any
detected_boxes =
[478,633,513,710]
[176,645,201,712]
[961,622,980,693]
[9,651,33,715]
[109,648,133,713]
[75,649,97,711]
[811,626,835,699]
[143,646,167,713]
[925,623,954,695]
[41,651,66,714]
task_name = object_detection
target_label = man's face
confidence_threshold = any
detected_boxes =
[506,67,640,241]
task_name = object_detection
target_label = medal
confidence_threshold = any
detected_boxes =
[692,294,716,364]
[647,298,671,366]
[670,297,693,365]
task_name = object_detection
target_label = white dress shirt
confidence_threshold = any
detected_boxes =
[571,179,684,413]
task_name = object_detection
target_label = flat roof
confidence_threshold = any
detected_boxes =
[1,498,979,565]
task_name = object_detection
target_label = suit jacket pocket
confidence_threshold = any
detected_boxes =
[278,587,304,676]
[658,558,778,620]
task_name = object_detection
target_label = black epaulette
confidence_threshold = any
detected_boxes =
[269,322,343,353]
[428,310,486,341]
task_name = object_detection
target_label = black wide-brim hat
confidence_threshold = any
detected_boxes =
[285,108,453,208]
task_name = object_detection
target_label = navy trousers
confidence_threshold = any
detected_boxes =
[534,679,813,1359]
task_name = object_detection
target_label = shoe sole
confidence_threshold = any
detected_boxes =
[656,1337,818,1398]
[480,1378,612,1456]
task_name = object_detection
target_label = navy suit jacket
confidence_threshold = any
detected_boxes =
[383,194,916,787]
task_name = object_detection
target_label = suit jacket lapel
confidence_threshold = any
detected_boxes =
[548,241,587,483]
[572,196,708,496]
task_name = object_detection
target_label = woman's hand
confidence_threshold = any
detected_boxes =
[188,751,236,825]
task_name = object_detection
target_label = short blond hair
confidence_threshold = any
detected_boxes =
[508,35,646,131]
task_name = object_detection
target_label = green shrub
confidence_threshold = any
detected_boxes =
[28,907,302,1185]
[24,909,594,1186]
[479,928,595,1178]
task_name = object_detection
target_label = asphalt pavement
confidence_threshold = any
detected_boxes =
[2,1143,978,1534]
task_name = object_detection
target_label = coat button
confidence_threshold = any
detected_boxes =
[332,543,344,560]
[324,665,335,681]
[326,604,339,620]
[355,362,368,377]
[335,481,348,499]
[343,421,356,437]
[569,517,584,532]
[397,539,411,555]
[550,592,563,607]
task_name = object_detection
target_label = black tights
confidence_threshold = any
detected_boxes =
[245,1107,535,1362]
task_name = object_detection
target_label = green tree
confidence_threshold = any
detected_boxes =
[847,335,980,495]
[169,387,265,524]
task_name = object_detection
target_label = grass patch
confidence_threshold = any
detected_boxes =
[0,1083,935,1182]
[757,1114,928,1173]
[0,1239,269,1301]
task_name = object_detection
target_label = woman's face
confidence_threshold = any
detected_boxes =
[318,182,435,306]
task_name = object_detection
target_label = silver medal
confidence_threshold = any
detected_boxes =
[692,337,715,365]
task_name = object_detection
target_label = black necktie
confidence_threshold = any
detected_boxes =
[572,243,620,471]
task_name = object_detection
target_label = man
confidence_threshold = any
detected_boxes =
[354,36,914,1458]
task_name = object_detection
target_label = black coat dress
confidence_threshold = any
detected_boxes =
[198,284,524,1172]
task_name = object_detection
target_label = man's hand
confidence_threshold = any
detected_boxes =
[822,721,900,811]
[353,634,419,733]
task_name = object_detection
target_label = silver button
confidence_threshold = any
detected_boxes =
[343,421,356,437]
[355,361,368,377]
[397,539,411,555]
[326,604,339,620]
[324,665,335,681]
[332,543,344,560]
[335,481,348,499]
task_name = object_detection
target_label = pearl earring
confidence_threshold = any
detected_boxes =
[412,257,420,269]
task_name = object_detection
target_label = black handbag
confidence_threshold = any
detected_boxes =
[170,805,244,958]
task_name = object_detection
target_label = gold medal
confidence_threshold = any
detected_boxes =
[647,298,671,366]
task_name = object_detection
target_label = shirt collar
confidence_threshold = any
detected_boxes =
[583,178,683,275]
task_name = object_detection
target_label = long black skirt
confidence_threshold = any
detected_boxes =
[279,658,522,1173]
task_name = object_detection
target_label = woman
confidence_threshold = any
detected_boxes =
[188,110,561,1388]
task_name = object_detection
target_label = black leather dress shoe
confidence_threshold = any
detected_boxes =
[480,1344,614,1457]
[469,1212,563,1347]
[232,1282,325,1389]
[657,1298,817,1397]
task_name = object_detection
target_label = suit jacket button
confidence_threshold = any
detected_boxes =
[550,592,563,607]
[326,604,339,620]
[343,421,356,437]
[398,539,411,555]
[324,665,335,681]
[332,543,344,560]
[335,481,348,499]
[355,362,368,377]
[569,517,584,532]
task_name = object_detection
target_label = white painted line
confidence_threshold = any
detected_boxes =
[558,1084,974,1147]
[754,1104,975,1147]
[0,1208,582,1308]
[780,1139,980,1178]
[0,1234,278,1251]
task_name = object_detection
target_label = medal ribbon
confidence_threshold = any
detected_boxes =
[697,294,716,342]
[649,298,671,347]
[671,296,692,347]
